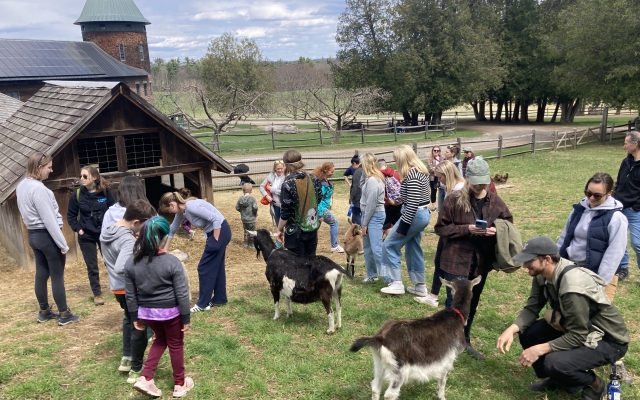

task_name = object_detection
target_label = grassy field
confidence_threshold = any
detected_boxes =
[0,143,638,399]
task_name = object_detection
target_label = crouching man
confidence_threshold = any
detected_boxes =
[496,236,629,400]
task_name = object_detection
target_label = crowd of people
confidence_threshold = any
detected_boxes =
[15,128,640,398]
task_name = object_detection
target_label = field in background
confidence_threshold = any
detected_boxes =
[0,143,638,399]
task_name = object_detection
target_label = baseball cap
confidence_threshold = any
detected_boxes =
[466,157,490,185]
[463,146,473,153]
[512,236,559,263]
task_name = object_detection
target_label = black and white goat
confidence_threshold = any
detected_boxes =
[250,229,353,334]
[350,276,482,400]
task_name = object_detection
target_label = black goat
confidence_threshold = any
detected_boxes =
[250,229,353,334]
[350,276,482,400]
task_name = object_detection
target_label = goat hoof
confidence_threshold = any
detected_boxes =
[273,316,280,321]
[286,313,293,318]
[326,329,335,335]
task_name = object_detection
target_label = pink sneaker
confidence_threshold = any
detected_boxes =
[133,376,162,398]
[173,377,194,397]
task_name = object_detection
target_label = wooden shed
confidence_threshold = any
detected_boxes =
[0,81,233,270]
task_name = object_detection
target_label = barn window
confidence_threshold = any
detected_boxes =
[139,44,144,61]
[143,82,147,96]
[119,44,126,61]
[81,25,85,31]
[135,82,140,95]
[125,134,162,169]
[100,24,105,30]
[76,137,118,173]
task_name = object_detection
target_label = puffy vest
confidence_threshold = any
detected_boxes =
[559,204,617,274]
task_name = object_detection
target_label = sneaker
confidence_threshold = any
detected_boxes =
[406,285,428,297]
[173,377,195,398]
[429,206,437,212]
[118,358,132,372]
[615,361,634,385]
[93,295,105,306]
[529,378,558,392]
[618,268,629,281]
[208,301,227,307]
[37,307,58,323]
[363,276,379,283]
[331,245,345,253]
[58,309,80,326]
[133,376,162,398]
[188,230,196,240]
[127,369,142,384]
[190,304,210,313]
[380,282,405,295]
[414,295,439,307]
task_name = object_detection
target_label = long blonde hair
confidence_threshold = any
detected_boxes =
[360,153,385,183]
[393,145,430,179]
[26,152,52,180]
[435,160,464,195]
[158,191,198,213]
[455,180,473,213]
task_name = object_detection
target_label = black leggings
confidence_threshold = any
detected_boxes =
[28,229,67,311]
[429,179,438,204]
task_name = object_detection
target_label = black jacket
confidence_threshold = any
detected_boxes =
[67,186,116,235]
[613,154,640,211]
[349,167,363,206]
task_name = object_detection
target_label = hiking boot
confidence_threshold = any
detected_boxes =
[94,295,105,306]
[58,309,80,326]
[37,307,58,323]
[581,376,605,400]
[190,304,210,313]
[406,285,428,297]
[363,276,379,283]
[173,377,195,398]
[615,361,634,385]
[414,295,439,307]
[618,268,629,281]
[530,379,558,392]
[133,376,162,398]
[127,369,142,384]
[380,281,405,295]
[331,245,345,253]
[465,341,486,361]
[118,358,131,372]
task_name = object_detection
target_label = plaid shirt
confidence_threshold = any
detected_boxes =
[434,190,513,276]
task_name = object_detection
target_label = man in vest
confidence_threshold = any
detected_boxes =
[496,236,629,400]
[614,130,640,283]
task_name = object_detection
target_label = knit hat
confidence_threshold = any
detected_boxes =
[512,236,558,263]
[466,157,490,185]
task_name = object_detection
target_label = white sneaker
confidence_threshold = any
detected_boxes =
[380,282,405,295]
[363,276,379,283]
[190,304,210,313]
[331,245,345,253]
[414,295,439,307]
[173,377,195,397]
[406,285,428,297]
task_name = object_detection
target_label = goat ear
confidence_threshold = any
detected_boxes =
[440,277,453,289]
[247,230,257,237]
[470,275,482,287]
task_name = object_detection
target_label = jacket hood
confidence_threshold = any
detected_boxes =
[579,195,623,211]
[100,223,132,244]
[381,168,396,178]
[237,195,255,206]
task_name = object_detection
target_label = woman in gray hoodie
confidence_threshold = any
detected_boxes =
[359,153,386,282]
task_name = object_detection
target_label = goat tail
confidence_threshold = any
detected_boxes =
[350,337,374,352]
[334,265,354,280]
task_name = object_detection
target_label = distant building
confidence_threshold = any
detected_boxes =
[0,0,153,103]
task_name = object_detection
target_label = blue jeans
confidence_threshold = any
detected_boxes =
[322,210,339,248]
[437,187,446,213]
[351,206,362,226]
[619,208,640,270]
[272,204,281,227]
[363,211,386,279]
[381,208,431,283]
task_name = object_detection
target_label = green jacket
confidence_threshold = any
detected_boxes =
[492,219,522,273]
[514,258,629,351]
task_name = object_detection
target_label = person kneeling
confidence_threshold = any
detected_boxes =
[496,236,629,400]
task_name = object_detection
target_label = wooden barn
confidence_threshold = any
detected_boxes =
[0,81,232,269]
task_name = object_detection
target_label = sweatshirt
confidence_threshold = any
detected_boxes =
[100,224,135,292]
[236,195,258,223]
[360,176,386,226]
[124,253,191,325]
[349,167,364,206]
[16,178,69,253]
[260,172,285,206]
[556,196,627,284]
[169,199,225,238]
[67,186,116,235]
[613,154,640,211]
[101,202,126,236]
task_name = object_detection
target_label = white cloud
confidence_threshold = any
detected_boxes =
[236,27,268,38]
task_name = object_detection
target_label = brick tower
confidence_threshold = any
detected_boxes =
[75,0,151,74]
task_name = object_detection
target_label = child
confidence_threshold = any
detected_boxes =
[236,183,258,248]
[125,216,194,398]
[178,188,196,240]
[100,199,157,383]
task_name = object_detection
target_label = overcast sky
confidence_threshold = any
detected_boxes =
[0,0,345,61]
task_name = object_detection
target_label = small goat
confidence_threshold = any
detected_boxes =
[343,222,363,276]
[250,229,353,334]
[350,276,481,400]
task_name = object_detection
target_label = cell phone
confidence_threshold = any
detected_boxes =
[475,219,488,229]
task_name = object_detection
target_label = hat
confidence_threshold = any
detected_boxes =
[463,146,473,153]
[512,236,558,263]
[466,157,490,185]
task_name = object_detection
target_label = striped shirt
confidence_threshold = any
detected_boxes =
[397,167,431,235]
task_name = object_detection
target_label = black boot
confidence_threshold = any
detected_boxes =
[465,338,486,361]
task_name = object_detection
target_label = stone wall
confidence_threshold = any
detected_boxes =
[82,30,151,73]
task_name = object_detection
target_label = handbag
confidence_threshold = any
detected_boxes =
[261,181,272,205]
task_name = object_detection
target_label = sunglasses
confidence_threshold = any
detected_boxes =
[37,153,47,165]
[81,174,89,179]
[584,190,606,200]
[433,149,440,153]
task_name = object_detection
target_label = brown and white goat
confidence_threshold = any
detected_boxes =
[250,229,353,334]
[350,276,482,400]
[343,222,363,276]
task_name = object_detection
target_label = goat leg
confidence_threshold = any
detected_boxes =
[285,296,293,318]
[272,290,281,320]
[383,372,402,400]
[371,350,383,400]
[437,371,449,400]
[321,291,335,334]
[333,279,342,330]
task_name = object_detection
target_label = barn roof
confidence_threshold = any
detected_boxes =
[74,0,151,25]
[0,93,22,125]
[0,39,149,82]
[0,81,232,203]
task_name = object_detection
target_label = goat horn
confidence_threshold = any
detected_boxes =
[270,232,278,237]
[246,230,258,237]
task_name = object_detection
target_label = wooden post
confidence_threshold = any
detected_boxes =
[553,130,558,151]
[609,123,614,144]
[270,127,275,150]
[497,135,503,159]
[424,122,428,140]
[413,142,418,154]
[457,137,462,152]
[573,129,578,149]
[319,126,323,146]
[442,123,445,137]
[531,130,536,154]
[361,126,365,144]
[393,124,397,142]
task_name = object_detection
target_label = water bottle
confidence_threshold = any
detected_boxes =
[275,241,282,249]
[347,204,353,217]
[608,363,621,400]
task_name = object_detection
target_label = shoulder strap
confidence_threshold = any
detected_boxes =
[76,188,80,202]
[546,264,579,326]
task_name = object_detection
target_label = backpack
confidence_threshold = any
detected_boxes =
[385,176,402,205]
[293,175,319,232]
